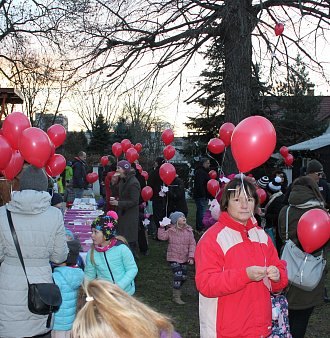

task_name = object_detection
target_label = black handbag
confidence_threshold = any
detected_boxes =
[6,209,62,327]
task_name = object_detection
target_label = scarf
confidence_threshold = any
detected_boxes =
[94,238,117,252]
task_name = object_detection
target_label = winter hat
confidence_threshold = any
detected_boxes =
[51,192,63,206]
[169,211,185,225]
[267,176,282,193]
[65,228,75,240]
[306,159,323,174]
[20,165,48,192]
[256,176,270,189]
[91,212,118,241]
[117,160,131,172]
[66,240,81,266]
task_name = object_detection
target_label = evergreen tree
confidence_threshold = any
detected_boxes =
[63,131,88,158]
[109,117,132,144]
[88,114,112,155]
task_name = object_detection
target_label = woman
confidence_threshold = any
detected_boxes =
[278,176,327,338]
[110,160,141,258]
[195,178,288,338]
[0,165,68,338]
[72,279,182,338]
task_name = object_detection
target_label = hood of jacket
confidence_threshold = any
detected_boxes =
[53,266,84,289]
[288,184,321,206]
[7,190,52,214]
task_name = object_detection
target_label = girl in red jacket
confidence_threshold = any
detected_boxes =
[158,211,196,305]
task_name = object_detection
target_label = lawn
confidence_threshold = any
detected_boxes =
[134,200,330,338]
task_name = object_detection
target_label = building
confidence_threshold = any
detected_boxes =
[34,113,68,131]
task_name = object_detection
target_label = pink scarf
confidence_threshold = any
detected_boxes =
[94,238,117,252]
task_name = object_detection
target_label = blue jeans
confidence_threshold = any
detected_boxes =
[195,197,208,231]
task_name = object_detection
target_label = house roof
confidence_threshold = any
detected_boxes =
[288,130,330,151]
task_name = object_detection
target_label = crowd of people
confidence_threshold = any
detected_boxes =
[0,152,328,338]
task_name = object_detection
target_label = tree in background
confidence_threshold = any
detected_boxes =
[62,131,88,159]
[88,114,112,155]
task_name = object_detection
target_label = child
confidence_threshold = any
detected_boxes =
[84,211,138,295]
[52,240,84,338]
[158,211,196,305]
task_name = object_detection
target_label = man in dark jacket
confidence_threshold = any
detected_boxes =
[72,151,87,199]
[193,158,210,232]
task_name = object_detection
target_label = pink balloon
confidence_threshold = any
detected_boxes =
[112,142,122,157]
[279,146,289,157]
[256,188,267,205]
[219,122,235,147]
[163,145,176,160]
[19,127,52,168]
[207,138,225,154]
[135,163,142,173]
[207,179,220,197]
[284,154,294,166]
[2,150,24,180]
[141,170,149,181]
[45,154,66,177]
[161,129,174,145]
[47,124,66,148]
[159,163,176,185]
[0,135,13,170]
[86,172,98,184]
[209,170,217,179]
[297,209,330,253]
[121,139,131,153]
[141,186,153,202]
[100,156,109,166]
[2,112,31,150]
[231,116,276,173]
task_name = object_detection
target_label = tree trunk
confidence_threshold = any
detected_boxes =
[223,0,254,125]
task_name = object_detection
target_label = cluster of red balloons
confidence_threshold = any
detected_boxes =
[207,122,235,155]
[274,23,284,36]
[231,116,276,173]
[297,209,330,253]
[161,129,176,161]
[0,112,67,180]
[279,146,294,167]
[111,139,142,163]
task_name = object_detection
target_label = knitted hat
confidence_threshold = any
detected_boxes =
[51,192,63,206]
[117,160,131,172]
[20,165,48,192]
[256,176,270,189]
[66,240,81,266]
[91,212,118,241]
[65,228,75,240]
[169,211,185,225]
[306,159,323,174]
[267,176,282,193]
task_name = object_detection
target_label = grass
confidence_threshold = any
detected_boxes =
[134,200,330,338]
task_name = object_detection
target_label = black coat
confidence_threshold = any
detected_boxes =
[72,157,87,189]
[167,177,188,216]
[193,166,209,199]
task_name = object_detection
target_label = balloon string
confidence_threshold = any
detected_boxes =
[165,188,169,216]
[205,148,221,174]
[240,172,256,223]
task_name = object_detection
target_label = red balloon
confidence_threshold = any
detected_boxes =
[159,163,176,185]
[274,23,284,36]
[284,154,294,166]
[126,148,139,163]
[209,170,217,179]
[207,138,225,154]
[19,127,52,168]
[219,122,235,147]
[163,145,176,160]
[121,139,131,152]
[2,112,31,150]
[112,142,123,157]
[86,172,99,184]
[279,146,289,157]
[134,143,142,152]
[231,116,276,173]
[135,163,142,173]
[161,129,174,145]
[297,209,330,253]
[100,156,109,167]
[141,170,149,181]
[141,186,153,202]
[2,150,24,180]
[0,135,13,170]
[47,124,66,148]
[45,154,66,177]
[207,179,220,198]
[256,188,267,205]
[49,140,56,158]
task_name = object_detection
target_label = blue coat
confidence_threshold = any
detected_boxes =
[84,241,138,295]
[53,266,84,331]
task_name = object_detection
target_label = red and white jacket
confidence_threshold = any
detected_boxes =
[195,212,288,338]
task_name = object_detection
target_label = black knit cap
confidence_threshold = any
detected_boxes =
[19,165,48,192]
[51,193,63,206]
[306,159,323,174]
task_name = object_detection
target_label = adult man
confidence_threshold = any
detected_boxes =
[193,158,210,232]
[72,151,87,199]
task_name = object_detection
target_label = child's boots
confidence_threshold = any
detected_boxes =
[173,288,185,305]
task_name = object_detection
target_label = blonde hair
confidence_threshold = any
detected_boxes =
[72,280,174,338]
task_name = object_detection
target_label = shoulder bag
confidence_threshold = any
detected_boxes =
[280,206,326,291]
[6,209,62,328]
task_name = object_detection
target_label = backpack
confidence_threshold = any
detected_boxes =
[271,294,291,337]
